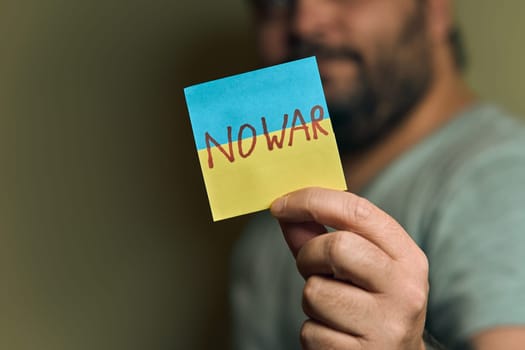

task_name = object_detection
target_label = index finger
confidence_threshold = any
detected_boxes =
[270,187,416,259]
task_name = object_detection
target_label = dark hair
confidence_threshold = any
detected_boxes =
[251,0,290,15]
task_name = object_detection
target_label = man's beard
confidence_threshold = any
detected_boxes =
[290,6,434,154]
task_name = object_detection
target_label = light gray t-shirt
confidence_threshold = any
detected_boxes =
[231,104,525,350]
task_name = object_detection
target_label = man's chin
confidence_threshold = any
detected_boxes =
[323,82,363,112]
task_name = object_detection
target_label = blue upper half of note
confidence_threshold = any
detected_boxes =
[184,57,330,150]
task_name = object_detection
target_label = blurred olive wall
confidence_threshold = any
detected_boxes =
[2,1,258,349]
[456,1,525,117]
[1,1,524,350]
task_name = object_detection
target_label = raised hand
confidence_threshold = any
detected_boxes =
[271,187,429,350]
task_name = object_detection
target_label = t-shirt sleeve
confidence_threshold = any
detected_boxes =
[425,142,525,349]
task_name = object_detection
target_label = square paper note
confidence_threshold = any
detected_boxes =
[184,57,346,221]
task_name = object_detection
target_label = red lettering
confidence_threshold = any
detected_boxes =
[204,105,327,168]
[310,105,329,139]
[238,124,257,158]
[288,108,311,146]
[262,114,288,150]
[205,127,234,169]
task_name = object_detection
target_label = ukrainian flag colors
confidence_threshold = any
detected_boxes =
[185,57,346,221]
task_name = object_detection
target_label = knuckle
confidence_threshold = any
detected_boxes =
[300,320,314,348]
[306,187,323,205]
[409,250,430,294]
[406,283,428,313]
[303,276,321,308]
[418,251,430,277]
[327,232,351,276]
[304,188,321,221]
[381,215,402,236]
[387,309,424,346]
[345,196,373,223]
[327,232,346,262]
[387,309,426,347]
[388,321,412,345]
[397,278,428,325]
[386,273,428,344]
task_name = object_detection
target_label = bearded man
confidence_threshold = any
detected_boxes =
[232,0,525,349]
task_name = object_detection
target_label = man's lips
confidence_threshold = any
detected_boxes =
[317,57,359,78]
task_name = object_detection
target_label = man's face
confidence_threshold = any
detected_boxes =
[264,0,435,152]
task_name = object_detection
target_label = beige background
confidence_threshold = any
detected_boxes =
[1,1,524,349]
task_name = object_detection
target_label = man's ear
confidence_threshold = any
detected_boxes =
[426,0,453,45]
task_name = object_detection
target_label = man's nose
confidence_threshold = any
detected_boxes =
[291,0,334,41]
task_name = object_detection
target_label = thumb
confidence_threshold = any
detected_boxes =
[272,195,327,257]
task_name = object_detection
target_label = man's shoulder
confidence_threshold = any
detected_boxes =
[396,103,524,186]
[444,103,525,159]
[434,103,525,187]
[421,105,525,348]
[363,103,525,239]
